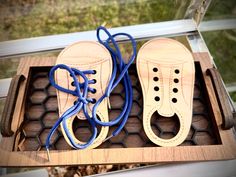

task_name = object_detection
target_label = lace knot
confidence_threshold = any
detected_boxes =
[78,97,88,104]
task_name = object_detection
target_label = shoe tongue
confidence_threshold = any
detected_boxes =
[155,67,175,117]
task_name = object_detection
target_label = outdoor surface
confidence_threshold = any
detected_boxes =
[0,0,235,176]
[0,0,235,85]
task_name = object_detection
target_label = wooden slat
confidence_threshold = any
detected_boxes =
[0,143,235,167]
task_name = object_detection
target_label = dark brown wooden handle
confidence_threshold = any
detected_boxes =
[1,75,25,137]
[206,68,234,129]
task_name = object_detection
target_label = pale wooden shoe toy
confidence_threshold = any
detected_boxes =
[55,41,112,149]
[136,38,195,146]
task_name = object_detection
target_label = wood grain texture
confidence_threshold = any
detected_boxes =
[0,57,56,153]
[136,38,195,146]
[0,144,235,167]
[0,53,235,167]
[15,64,219,152]
[1,75,25,136]
[206,68,234,129]
[55,41,112,149]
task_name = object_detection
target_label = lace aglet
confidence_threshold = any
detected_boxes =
[101,22,107,27]
[107,97,111,109]
[103,135,113,142]
[46,148,51,162]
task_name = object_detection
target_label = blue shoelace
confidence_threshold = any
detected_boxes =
[46,26,137,158]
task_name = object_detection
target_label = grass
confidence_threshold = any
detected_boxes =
[0,0,235,102]
[0,0,189,41]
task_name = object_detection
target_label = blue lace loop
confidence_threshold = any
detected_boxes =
[47,64,97,149]
[93,27,136,137]
[46,26,136,151]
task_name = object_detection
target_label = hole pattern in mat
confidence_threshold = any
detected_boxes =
[16,64,220,151]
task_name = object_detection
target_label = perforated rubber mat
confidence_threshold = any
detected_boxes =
[16,63,220,151]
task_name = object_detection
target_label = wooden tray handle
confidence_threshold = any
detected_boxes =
[206,68,235,129]
[0,75,25,137]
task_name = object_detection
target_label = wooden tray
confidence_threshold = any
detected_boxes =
[0,53,235,167]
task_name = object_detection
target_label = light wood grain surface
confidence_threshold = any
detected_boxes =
[55,41,112,149]
[137,38,195,146]
[0,52,235,167]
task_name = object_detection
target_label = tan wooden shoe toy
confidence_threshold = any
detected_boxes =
[46,27,137,158]
[137,38,195,146]
[54,41,112,149]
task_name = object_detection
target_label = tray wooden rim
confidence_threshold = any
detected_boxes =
[0,52,236,167]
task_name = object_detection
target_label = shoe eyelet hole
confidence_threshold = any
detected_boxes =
[93,70,97,74]
[153,67,158,72]
[173,88,178,93]
[174,78,179,83]
[71,81,75,86]
[155,96,160,101]
[154,86,159,91]
[73,101,77,105]
[93,79,97,84]
[91,89,97,94]
[175,69,180,74]
[172,98,177,103]
[91,98,97,104]
[153,77,159,81]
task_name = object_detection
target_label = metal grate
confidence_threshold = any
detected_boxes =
[16,63,220,151]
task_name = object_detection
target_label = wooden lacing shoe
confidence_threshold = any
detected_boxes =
[55,41,112,149]
[136,38,195,146]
